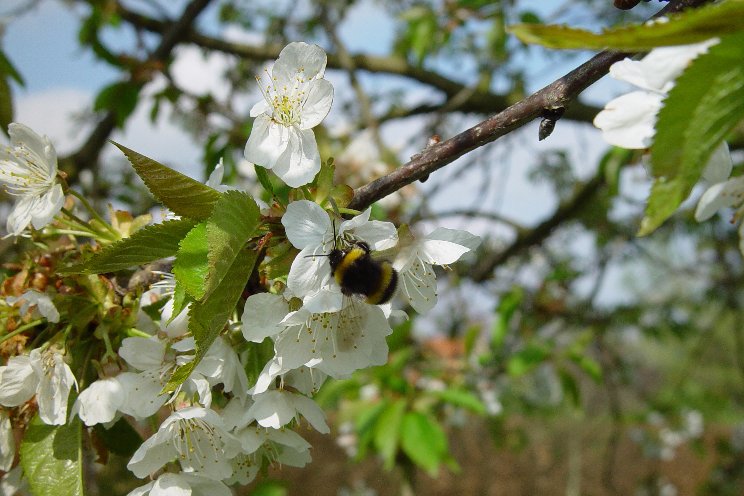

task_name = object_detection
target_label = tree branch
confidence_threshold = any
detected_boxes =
[347,0,712,211]
[471,172,605,282]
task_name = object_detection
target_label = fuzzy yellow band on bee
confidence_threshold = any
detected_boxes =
[365,261,397,305]
[333,245,367,286]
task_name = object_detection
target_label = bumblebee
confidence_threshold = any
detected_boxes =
[328,241,398,305]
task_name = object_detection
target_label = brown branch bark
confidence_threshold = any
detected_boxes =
[347,0,712,211]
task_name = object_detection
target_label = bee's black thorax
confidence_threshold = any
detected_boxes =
[329,241,397,304]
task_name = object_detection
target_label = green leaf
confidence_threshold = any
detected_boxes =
[94,81,140,128]
[113,142,222,220]
[400,411,449,476]
[492,286,523,351]
[60,218,197,274]
[164,248,258,393]
[0,50,25,86]
[173,222,209,300]
[205,190,261,298]
[254,164,274,196]
[20,415,84,496]
[641,34,744,235]
[93,418,142,457]
[373,398,407,470]
[0,76,12,137]
[430,388,487,415]
[507,343,550,376]
[509,1,744,50]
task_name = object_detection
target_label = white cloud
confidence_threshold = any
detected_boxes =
[14,88,93,155]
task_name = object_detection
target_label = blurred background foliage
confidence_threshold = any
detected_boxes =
[2,0,744,494]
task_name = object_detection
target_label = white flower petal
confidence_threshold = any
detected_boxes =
[426,227,481,252]
[612,40,717,93]
[271,127,321,187]
[593,91,662,149]
[116,371,169,418]
[0,411,14,471]
[273,42,327,84]
[119,337,167,371]
[6,196,36,236]
[35,352,76,425]
[287,246,333,300]
[302,286,343,314]
[282,200,332,249]
[244,114,288,170]
[418,239,471,265]
[398,258,438,314]
[249,98,271,118]
[0,356,36,407]
[701,141,733,184]
[695,176,744,222]
[30,183,64,230]
[299,79,333,129]
[74,377,124,426]
[241,293,290,342]
[349,219,399,251]
[291,393,330,433]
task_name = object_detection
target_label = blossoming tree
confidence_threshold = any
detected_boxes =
[1,0,744,495]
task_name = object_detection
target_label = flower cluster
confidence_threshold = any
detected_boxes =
[0,41,481,494]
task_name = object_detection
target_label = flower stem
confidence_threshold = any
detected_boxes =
[0,319,45,345]
[69,189,120,239]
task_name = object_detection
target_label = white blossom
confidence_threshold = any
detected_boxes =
[244,42,334,187]
[127,472,232,496]
[594,40,717,148]
[247,389,329,433]
[127,407,241,480]
[0,410,14,471]
[0,348,76,425]
[393,227,480,314]
[6,290,60,323]
[227,426,312,485]
[695,165,744,256]
[242,293,392,378]
[0,123,65,236]
[71,377,125,426]
[281,199,397,313]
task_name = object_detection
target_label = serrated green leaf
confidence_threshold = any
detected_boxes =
[93,418,142,457]
[113,142,222,220]
[0,76,12,137]
[314,159,335,205]
[205,191,260,299]
[60,218,197,274]
[509,1,744,50]
[400,411,448,476]
[430,388,487,415]
[173,222,209,300]
[641,34,744,235]
[373,398,407,470]
[20,415,84,496]
[164,248,257,393]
